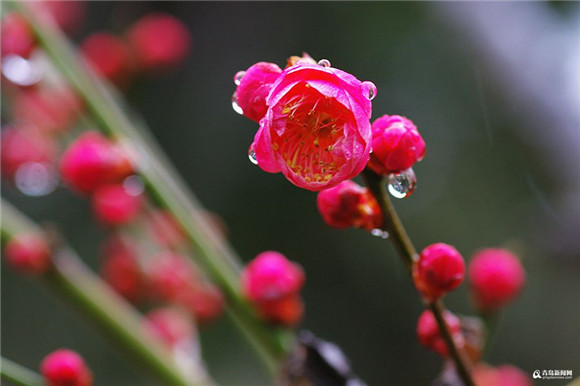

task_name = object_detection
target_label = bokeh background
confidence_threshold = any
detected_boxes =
[2,1,580,385]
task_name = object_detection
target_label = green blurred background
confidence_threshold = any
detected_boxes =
[2,1,579,385]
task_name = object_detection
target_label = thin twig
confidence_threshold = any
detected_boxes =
[0,357,43,386]
[362,168,475,386]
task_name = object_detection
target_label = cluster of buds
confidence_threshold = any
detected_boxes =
[80,12,191,87]
[241,251,305,326]
[41,349,92,386]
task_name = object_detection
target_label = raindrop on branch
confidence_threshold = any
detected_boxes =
[387,168,416,199]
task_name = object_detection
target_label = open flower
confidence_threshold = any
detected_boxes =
[250,62,373,191]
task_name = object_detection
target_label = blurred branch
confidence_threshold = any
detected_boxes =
[0,357,43,386]
[362,168,475,386]
[1,200,212,386]
[8,0,290,373]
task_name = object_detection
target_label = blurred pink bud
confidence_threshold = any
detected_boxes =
[1,125,56,179]
[416,309,464,357]
[41,349,92,386]
[92,184,142,226]
[147,252,199,302]
[413,243,465,301]
[178,283,225,325]
[60,131,133,194]
[143,307,194,348]
[241,251,304,303]
[468,248,526,313]
[12,87,83,134]
[100,236,144,303]
[234,62,282,122]
[127,13,191,73]
[81,32,133,87]
[256,293,304,327]
[40,1,86,35]
[250,62,373,191]
[4,232,51,275]
[368,115,426,175]
[316,180,383,231]
[1,13,35,58]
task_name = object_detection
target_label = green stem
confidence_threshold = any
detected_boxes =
[362,168,475,386]
[1,200,212,386]
[1,358,43,386]
[9,0,288,372]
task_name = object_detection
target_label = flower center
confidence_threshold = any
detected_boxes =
[272,83,353,184]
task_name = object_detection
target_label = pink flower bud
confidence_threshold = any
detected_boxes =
[38,1,86,35]
[100,236,144,303]
[4,232,51,275]
[147,252,199,302]
[368,115,426,175]
[416,309,464,357]
[143,307,194,348]
[41,349,92,386]
[59,132,133,194]
[92,184,142,226]
[256,293,304,327]
[81,32,133,87]
[240,251,304,303]
[1,13,35,58]
[316,180,383,231]
[1,125,56,180]
[251,62,373,191]
[234,62,282,122]
[468,248,526,313]
[413,243,465,301]
[127,13,191,73]
[178,283,225,325]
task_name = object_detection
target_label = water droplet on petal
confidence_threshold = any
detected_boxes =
[317,59,331,68]
[2,55,43,86]
[231,92,243,115]
[234,70,246,86]
[371,228,389,239]
[14,162,58,196]
[361,81,377,100]
[387,168,417,199]
[248,146,258,165]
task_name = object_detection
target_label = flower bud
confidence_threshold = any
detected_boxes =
[316,180,383,231]
[100,236,144,303]
[413,243,465,301]
[81,32,132,87]
[416,309,464,357]
[41,349,92,386]
[127,13,191,73]
[4,232,51,275]
[60,132,133,194]
[240,251,304,303]
[257,293,304,326]
[178,283,225,325]
[234,62,282,122]
[147,252,199,302]
[368,115,426,175]
[1,13,35,58]
[13,87,82,134]
[468,248,525,314]
[1,125,57,180]
[92,184,142,226]
[143,307,194,348]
